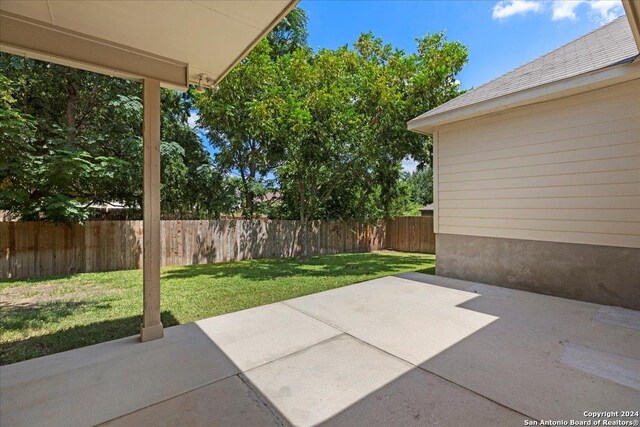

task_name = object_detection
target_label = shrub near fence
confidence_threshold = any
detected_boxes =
[0,217,434,278]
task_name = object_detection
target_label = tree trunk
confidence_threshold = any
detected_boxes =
[301,216,310,260]
[239,168,254,218]
[66,77,79,143]
[299,181,309,260]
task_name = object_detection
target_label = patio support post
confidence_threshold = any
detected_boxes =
[140,78,164,342]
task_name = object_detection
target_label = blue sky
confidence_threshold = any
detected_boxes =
[300,0,625,89]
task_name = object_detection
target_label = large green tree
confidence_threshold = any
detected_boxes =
[1,6,467,233]
[0,57,141,221]
[195,41,281,218]
[270,33,467,256]
[195,8,309,218]
[195,17,467,247]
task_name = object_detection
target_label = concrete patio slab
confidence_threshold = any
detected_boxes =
[319,367,525,427]
[0,302,340,427]
[0,323,238,427]
[286,273,640,421]
[243,334,525,427]
[243,334,414,426]
[400,273,640,422]
[103,375,280,427]
[283,275,500,365]
[2,273,639,427]
[593,305,640,330]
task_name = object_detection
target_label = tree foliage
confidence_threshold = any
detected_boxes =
[195,41,282,218]
[195,8,310,218]
[1,6,466,240]
[197,10,466,231]
[404,167,434,207]
[270,33,466,255]
[0,55,232,222]
[267,7,310,58]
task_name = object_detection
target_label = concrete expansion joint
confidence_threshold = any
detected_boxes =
[238,373,288,427]
[414,365,536,421]
[280,301,346,333]
[283,300,537,421]
[245,333,346,374]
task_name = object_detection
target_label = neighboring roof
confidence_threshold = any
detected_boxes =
[88,202,132,210]
[409,16,639,131]
[419,205,434,211]
[0,0,297,89]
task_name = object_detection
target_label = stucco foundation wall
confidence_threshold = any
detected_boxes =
[436,233,640,310]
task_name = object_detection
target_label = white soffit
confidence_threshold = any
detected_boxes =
[0,0,298,90]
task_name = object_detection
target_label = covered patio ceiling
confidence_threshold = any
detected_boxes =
[0,0,298,89]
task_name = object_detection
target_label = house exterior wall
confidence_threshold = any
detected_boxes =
[435,79,640,249]
[432,79,640,308]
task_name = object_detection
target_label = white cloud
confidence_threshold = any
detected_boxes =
[493,0,623,23]
[402,157,418,173]
[492,0,543,20]
[551,1,582,20]
[588,0,624,23]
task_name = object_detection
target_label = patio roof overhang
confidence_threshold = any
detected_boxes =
[0,0,298,90]
[0,0,298,342]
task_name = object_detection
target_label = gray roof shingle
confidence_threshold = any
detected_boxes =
[411,16,638,123]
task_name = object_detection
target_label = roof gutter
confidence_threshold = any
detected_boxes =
[407,60,640,135]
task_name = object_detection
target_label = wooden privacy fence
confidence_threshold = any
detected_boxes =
[386,216,436,254]
[0,217,434,278]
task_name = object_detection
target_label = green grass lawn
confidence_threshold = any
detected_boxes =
[0,251,435,365]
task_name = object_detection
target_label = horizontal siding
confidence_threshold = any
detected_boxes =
[439,196,640,210]
[439,142,640,175]
[439,183,640,200]
[436,79,640,248]
[439,127,640,167]
[439,107,640,158]
[439,208,640,222]
[439,156,640,183]
[438,82,640,151]
[439,169,640,191]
